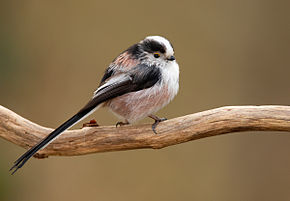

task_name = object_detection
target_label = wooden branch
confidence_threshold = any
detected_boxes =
[1,105,290,158]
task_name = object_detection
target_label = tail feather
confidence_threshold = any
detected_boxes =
[10,110,94,175]
[10,73,139,174]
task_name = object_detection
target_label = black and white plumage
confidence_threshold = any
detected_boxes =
[10,36,179,174]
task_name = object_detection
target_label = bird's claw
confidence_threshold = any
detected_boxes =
[152,117,167,134]
[116,121,129,127]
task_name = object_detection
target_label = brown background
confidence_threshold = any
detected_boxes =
[1,0,290,201]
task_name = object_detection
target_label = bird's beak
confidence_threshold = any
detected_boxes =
[167,55,175,61]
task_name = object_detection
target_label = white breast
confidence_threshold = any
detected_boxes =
[107,61,179,123]
[160,61,179,100]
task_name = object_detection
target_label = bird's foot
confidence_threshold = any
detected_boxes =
[82,119,99,128]
[116,121,129,127]
[149,115,167,134]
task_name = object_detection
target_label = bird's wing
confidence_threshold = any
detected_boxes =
[10,63,161,174]
[81,63,161,114]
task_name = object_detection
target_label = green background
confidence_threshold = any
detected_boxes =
[1,0,290,200]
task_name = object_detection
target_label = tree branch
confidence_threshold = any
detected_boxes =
[1,105,290,158]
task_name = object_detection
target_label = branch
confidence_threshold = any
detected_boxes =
[1,105,290,158]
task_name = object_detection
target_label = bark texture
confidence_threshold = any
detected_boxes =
[0,105,289,158]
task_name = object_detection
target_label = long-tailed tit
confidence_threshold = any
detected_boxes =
[10,36,179,174]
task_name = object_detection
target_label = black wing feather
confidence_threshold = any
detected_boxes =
[10,63,161,174]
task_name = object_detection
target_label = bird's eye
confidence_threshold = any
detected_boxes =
[153,53,160,58]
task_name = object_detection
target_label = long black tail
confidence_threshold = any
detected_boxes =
[9,73,139,174]
[9,107,95,175]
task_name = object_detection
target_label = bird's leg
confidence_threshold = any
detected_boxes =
[82,119,99,128]
[149,114,167,134]
[116,120,129,127]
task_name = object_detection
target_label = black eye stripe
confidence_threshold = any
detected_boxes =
[142,40,166,54]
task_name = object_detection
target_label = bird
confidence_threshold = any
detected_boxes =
[10,35,179,174]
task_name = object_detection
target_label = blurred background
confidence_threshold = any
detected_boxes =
[1,0,290,200]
